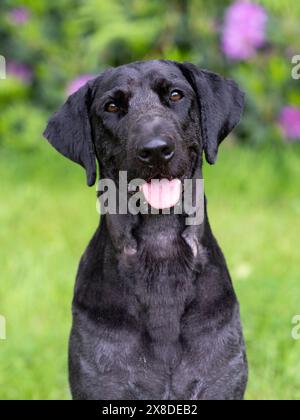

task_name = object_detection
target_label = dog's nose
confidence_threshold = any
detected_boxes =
[138,138,175,166]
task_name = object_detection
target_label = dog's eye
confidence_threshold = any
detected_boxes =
[105,102,119,113]
[170,90,183,102]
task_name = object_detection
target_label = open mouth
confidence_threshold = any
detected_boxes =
[127,150,198,210]
[141,178,182,210]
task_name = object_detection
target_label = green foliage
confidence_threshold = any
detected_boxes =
[0,103,46,149]
[1,0,300,149]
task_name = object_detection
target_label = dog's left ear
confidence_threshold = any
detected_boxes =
[43,79,97,186]
[178,62,245,164]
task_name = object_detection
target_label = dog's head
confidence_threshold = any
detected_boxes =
[44,60,244,207]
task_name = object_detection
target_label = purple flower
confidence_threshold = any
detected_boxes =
[222,1,268,60]
[7,61,33,84]
[278,107,300,141]
[9,7,30,25]
[66,75,97,96]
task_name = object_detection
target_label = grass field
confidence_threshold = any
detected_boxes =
[0,141,300,400]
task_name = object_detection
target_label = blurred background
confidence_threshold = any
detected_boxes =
[0,0,300,400]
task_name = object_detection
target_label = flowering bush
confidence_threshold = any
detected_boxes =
[9,7,30,25]
[0,0,300,148]
[279,106,300,141]
[7,61,33,84]
[222,1,268,60]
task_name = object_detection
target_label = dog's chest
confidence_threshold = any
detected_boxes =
[134,264,195,341]
[119,219,196,346]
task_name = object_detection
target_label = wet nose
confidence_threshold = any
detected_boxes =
[138,138,175,166]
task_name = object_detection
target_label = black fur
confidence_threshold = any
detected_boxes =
[44,60,248,400]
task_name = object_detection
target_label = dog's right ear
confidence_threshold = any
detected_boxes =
[43,79,97,187]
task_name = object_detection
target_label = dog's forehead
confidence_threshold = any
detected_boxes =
[99,61,185,92]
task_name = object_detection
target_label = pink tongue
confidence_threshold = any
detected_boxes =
[141,179,181,210]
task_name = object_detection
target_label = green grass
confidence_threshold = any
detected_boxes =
[1,141,300,400]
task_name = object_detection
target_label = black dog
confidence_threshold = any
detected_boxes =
[44,60,248,400]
